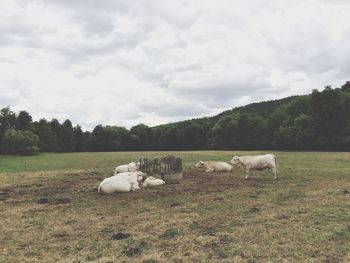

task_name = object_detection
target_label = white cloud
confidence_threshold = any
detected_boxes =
[1,0,350,130]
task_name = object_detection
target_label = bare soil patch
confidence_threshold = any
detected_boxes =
[0,169,268,205]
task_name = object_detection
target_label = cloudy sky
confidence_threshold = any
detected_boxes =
[1,0,350,130]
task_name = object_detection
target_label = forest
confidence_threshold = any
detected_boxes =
[1,81,350,154]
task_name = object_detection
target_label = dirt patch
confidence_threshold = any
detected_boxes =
[64,219,76,225]
[0,196,9,201]
[30,208,47,213]
[3,169,269,206]
[0,189,11,201]
[0,189,10,195]
[17,243,29,250]
[122,240,149,257]
[37,198,49,204]
[51,198,71,205]
[51,232,69,238]
[170,202,181,207]
[276,214,290,220]
[249,207,260,213]
[36,197,71,205]
[112,232,131,240]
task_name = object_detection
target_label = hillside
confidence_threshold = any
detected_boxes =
[1,82,350,154]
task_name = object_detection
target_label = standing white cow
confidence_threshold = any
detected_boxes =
[230,154,278,180]
[98,172,145,193]
[142,176,166,187]
[114,162,138,175]
[195,160,233,172]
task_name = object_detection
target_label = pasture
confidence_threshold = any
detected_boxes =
[0,151,349,262]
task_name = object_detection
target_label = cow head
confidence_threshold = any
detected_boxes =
[195,160,205,168]
[230,156,241,166]
[136,171,147,186]
[135,161,140,170]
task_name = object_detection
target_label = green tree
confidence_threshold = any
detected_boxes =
[159,126,178,150]
[61,119,74,152]
[33,119,59,151]
[128,134,141,150]
[236,114,253,149]
[274,126,296,149]
[210,116,235,149]
[0,107,16,134]
[310,87,345,149]
[130,124,152,150]
[294,114,313,148]
[90,125,130,151]
[177,122,205,150]
[2,129,39,155]
[73,125,90,152]
[341,81,350,92]
[266,107,287,143]
[50,119,63,151]
[16,111,33,131]
[285,96,310,125]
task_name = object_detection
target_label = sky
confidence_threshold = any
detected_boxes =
[1,0,350,130]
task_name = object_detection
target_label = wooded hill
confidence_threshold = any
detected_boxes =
[1,81,350,154]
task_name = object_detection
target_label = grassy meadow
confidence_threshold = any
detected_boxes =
[0,151,349,262]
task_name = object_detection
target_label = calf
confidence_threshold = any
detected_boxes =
[195,160,233,172]
[114,162,138,175]
[142,176,166,187]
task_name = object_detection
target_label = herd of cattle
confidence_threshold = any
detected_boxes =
[97,154,278,194]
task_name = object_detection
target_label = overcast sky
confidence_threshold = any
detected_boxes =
[1,0,349,130]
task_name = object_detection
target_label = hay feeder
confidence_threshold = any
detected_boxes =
[139,155,183,183]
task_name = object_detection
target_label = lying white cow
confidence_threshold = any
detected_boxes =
[142,176,165,187]
[114,162,138,175]
[230,154,279,180]
[195,160,233,172]
[98,171,145,193]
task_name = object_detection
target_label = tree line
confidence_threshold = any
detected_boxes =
[1,81,350,154]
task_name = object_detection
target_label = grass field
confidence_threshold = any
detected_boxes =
[0,151,349,262]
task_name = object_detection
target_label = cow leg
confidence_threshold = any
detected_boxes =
[245,169,250,179]
[131,183,140,191]
[206,168,214,172]
[131,185,140,191]
[272,167,278,180]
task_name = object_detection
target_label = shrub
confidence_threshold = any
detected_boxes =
[1,129,39,155]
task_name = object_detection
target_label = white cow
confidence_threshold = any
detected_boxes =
[98,171,145,193]
[230,154,279,180]
[195,160,233,172]
[114,162,138,175]
[142,176,166,187]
